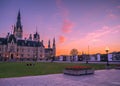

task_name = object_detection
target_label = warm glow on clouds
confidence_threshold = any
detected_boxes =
[62,19,74,33]
[0,0,120,56]
[57,49,69,56]
[108,13,117,19]
[56,0,74,33]
[56,25,120,55]
[58,35,66,44]
[85,25,120,41]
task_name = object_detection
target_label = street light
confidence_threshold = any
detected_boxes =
[35,55,37,61]
[105,47,109,66]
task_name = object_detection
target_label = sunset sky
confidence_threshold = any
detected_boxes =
[0,0,120,55]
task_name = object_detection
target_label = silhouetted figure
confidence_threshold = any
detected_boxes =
[86,60,88,64]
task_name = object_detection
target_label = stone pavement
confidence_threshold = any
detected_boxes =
[0,69,120,86]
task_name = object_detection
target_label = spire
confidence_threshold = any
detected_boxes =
[11,25,14,34]
[17,9,21,20]
[16,9,22,29]
[29,34,32,40]
[33,28,40,41]
[48,39,51,48]
[53,37,55,47]
[14,10,23,39]
[52,37,56,56]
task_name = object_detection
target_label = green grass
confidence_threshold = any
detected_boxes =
[0,62,116,78]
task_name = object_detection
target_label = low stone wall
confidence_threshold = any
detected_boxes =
[63,69,94,76]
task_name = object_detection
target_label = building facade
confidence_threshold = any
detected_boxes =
[0,11,56,61]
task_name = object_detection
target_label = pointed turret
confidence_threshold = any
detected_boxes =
[52,37,56,56]
[48,39,51,48]
[16,10,22,29]
[29,34,32,40]
[53,37,55,48]
[33,31,40,41]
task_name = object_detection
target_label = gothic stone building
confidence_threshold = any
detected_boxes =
[0,11,56,61]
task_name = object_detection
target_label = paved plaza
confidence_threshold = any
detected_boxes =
[0,69,120,86]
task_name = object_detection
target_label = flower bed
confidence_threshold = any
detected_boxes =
[63,66,94,76]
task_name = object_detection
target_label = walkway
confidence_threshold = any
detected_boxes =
[0,69,120,86]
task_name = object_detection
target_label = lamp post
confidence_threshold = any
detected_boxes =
[35,55,37,61]
[105,47,109,66]
[6,55,8,61]
[86,54,88,64]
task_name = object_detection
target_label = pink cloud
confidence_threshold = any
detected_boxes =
[87,26,111,38]
[66,25,120,48]
[117,5,120,9]
[105,9,118,20]
[58,35,66,43]
[111,25,120,33]
[55,0,75,33]
[84,25,120,43]
[62,19,74,33]
[108,13,117,19]
[57,25,120,55]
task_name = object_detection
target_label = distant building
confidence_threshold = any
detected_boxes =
[111,52,120,61]
[108,54,112,61]
[89,54,101,61]
[0,10,56,61]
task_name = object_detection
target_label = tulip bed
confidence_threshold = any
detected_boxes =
[64,66,94,75]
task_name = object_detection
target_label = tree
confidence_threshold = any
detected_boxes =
[70,48,78,56]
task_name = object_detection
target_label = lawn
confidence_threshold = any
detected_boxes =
[0,62,116,78]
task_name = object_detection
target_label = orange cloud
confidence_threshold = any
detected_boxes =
[59,35,66,43]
